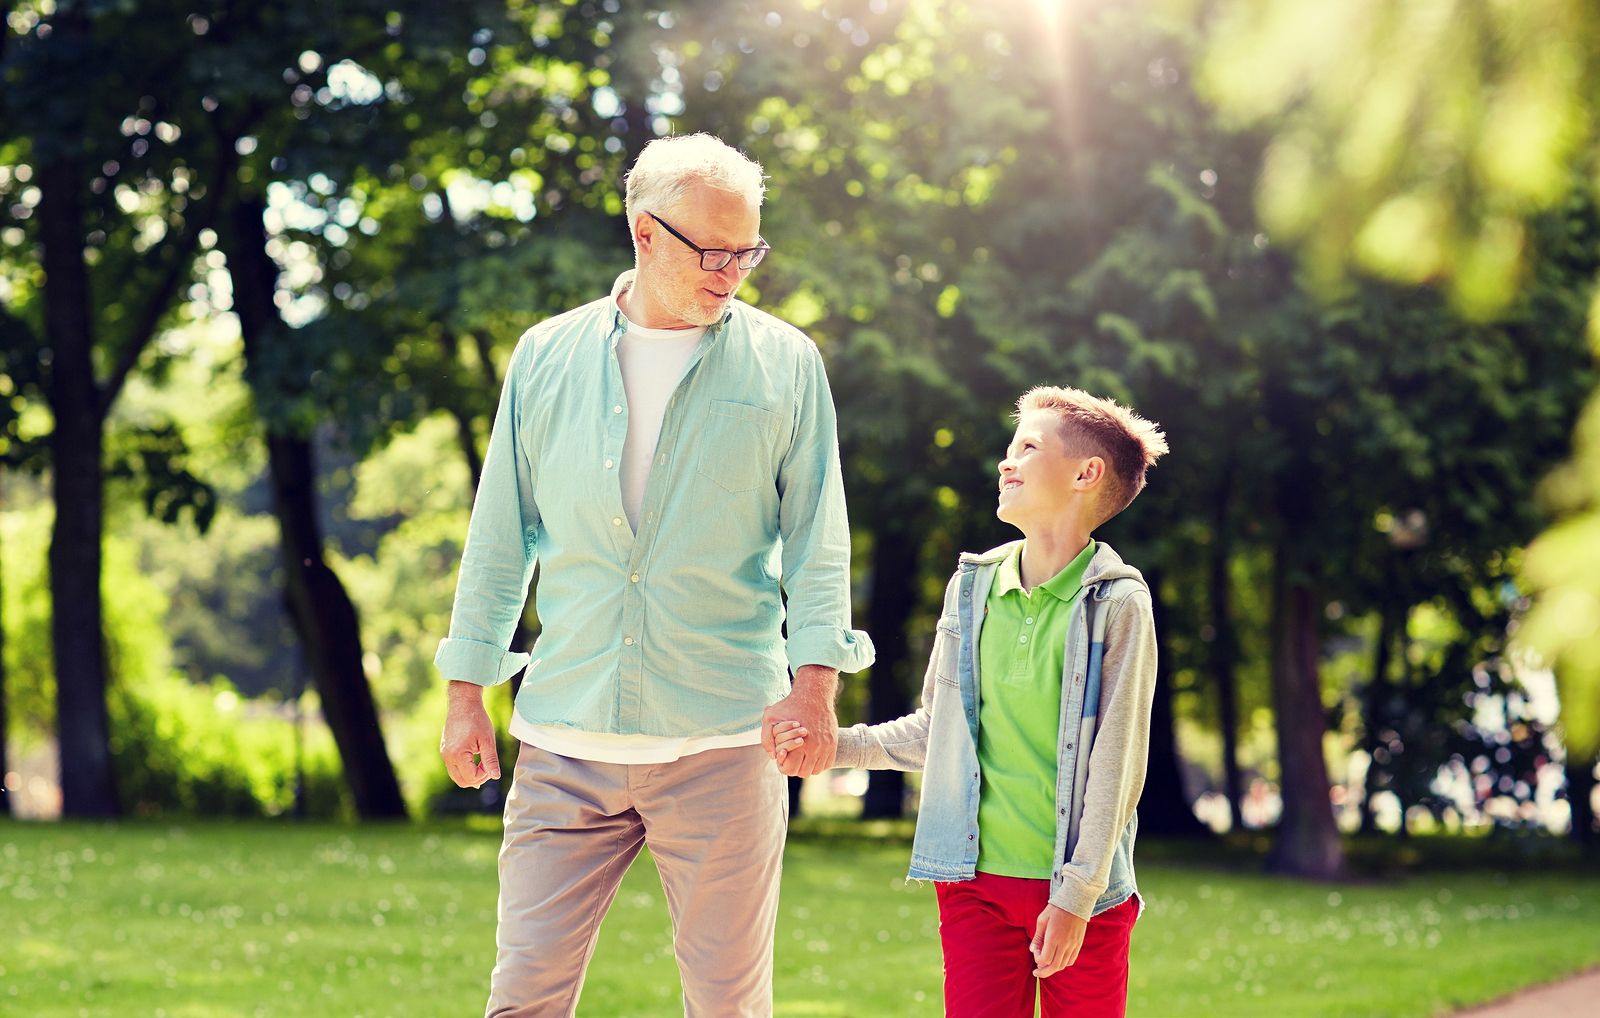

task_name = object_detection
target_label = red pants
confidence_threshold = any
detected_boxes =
[935,871,1138,1018]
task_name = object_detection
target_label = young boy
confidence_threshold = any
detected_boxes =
[770,385,1167,1017]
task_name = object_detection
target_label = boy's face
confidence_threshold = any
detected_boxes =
[996,410,1100,528]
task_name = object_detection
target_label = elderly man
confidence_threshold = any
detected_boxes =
[436,133,874,1017]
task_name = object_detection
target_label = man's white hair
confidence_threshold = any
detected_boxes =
[623,133,765,248]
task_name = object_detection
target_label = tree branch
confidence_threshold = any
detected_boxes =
[95,111,254,421]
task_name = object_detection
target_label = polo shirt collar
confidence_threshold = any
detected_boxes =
[993,540,1098,601]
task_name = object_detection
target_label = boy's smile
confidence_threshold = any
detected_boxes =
[997,410,1082,528]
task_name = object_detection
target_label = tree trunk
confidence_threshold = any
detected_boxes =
[438,329,485,490]
[226,196,406,819]
[1141,568,1208,837]
[1359,591,1401,835]
[1207,480,1245,832]
[40,155,119,818]
[860,526,919,819]
[1567,751,1596,848]
[1266,545,1344,877]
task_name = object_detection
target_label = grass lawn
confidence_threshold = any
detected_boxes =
[2,819,1597,1017]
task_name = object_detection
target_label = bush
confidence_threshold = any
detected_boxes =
[109,671,348,819]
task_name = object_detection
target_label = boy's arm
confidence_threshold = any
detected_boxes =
[832,576,960,772]
[1050,587,1158,919]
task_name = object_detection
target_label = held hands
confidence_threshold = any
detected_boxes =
[440,681,501,789]
[1030,903,1089,978]
[760,665,839,777]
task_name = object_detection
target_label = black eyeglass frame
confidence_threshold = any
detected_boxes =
[646,211,771,271]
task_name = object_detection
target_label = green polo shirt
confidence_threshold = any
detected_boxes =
[975,539,1097,879]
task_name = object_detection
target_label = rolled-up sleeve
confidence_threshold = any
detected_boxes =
[434,334,540,686]
[777,342,875,675]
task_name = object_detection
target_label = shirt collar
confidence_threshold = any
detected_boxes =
[993,540,1098,602]
[993,544,1026,597]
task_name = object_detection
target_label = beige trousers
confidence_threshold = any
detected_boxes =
[485,742,787,1018]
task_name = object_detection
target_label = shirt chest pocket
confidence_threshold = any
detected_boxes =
[697,399,783,494]
[933,616,961,687]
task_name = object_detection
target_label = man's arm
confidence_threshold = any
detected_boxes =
[1048,588,1158,919]
[766,342,875,776]
[436,334,541,787]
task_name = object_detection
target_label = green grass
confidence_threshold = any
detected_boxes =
[2,819,1596,1017]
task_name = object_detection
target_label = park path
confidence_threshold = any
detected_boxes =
[1450,968,1600,1017]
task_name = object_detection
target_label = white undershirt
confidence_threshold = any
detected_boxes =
[513,314,762,764]
[616,319,705,530]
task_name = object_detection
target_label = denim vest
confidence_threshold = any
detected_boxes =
[907,543,1142,918]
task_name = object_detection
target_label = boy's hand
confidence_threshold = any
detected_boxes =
[765,720,808,767]
[1030,903,1088,978]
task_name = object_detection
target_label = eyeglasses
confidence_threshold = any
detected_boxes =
[647,211,770,271]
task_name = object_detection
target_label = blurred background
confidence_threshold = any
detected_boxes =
[3,1,1600,1014]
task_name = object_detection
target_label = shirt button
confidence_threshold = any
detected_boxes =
[1019,635,1028,645]
[612,405,623,414]
[1025,617,1034,625]
[658,454,667,464]
[630,573,640,583]
[612,516,623,526]
[604,458,614,469]
[624,636,635,646]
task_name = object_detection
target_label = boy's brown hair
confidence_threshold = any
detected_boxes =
[1016,385,1169,526]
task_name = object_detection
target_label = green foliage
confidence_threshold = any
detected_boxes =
[108,673,346,819]
[1522,299,1600,756]
[1195,0,1600,318]
[6,0,1595,835]
[1194,0,1600,758]
[3,495,187,739]
[0,496,52,742]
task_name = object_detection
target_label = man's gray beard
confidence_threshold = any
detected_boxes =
[644,271,728,328]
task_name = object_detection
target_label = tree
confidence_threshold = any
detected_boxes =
[2,2,233,816]
[1194,0,1600,814]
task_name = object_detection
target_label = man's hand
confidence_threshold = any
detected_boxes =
[760,664,838,777]
[440,681,501,789]
[1030,903,1089,978]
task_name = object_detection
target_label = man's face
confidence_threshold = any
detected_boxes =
[996,410,1090,528]
[634,183,761,328]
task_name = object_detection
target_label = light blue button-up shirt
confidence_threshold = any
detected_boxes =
[434,271,875,737]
